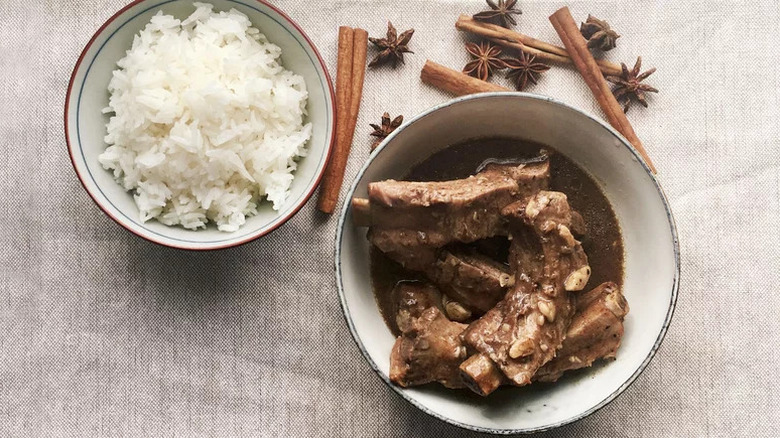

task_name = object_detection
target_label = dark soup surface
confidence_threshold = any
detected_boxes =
[370,138,624,335]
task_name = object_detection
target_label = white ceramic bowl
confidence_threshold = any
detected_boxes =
[336,93,679,434]
[65,0,335,250]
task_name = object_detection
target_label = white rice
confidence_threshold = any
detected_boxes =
[99,2,312,232]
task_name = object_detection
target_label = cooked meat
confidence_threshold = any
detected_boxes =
[570,210,588,237]
[356,158,548,305]
[367,244,513,310]
[364,140,629,398]
[390,282,469,389]
[366,158,550,238]
[351,197,371,227]
[459,353,506,396]
[459,282,629,392]
[575,279,619,311]
[367,228,441,271]
[462,191,591,391]
[426,250,512,313]
[394,282,441,333]
[365,161,549,269]
[535,282,629,382]
[356,158,550,270]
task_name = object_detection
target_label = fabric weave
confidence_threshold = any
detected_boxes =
[1,0,779,436]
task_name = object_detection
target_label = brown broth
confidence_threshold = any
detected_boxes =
[371,138,624,334]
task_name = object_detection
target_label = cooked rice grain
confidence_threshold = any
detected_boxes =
[100,2,312,232]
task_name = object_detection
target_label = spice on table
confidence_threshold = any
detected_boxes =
[504,51,550,90]
[370,112,404,151]
[549,6,656,173]
[580,15,620,51]
[455,14,622,76]
[473,0,522,28]
[462,41,507,81]
[368,22,414,68]
[318,27,369,214]
[348,29,369,141]
[421,60,509,96]
[605,57,658,113]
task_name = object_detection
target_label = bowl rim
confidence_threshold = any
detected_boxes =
[64,0,336,251]
[334,92,680,434]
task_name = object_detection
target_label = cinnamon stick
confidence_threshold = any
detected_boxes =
[549,7,656,173]
[348,28,369,144]
[456,15,622,77]
[421,60,508,96]
[318,27,368,213]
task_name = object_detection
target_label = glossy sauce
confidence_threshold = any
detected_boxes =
[371,138,625,334]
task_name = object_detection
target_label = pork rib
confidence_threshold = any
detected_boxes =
[459,352,506,396]
[366,158,550,240]
[459,282,628,394]
[357,157,549,305]
[462,191,591,389]
[389,283,469,389]
[426,250,512,313]
[357,158,550,270]
[394,282,441,333]
[534,282,629,382]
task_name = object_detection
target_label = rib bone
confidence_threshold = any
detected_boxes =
[462,191,590,388]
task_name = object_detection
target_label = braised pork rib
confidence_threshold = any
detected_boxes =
[356,152,628,396]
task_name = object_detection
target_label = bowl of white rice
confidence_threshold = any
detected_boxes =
[66,0,335,250]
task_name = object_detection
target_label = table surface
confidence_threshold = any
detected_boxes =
[2,0,779,436]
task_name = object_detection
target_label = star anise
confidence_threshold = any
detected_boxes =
[605,57,658,113]
[369,22,414,68]
[580,15,620,51]
[462,42,507,81]
[370,112,403,150]
[504,51,550,91]
[473,0,522,28]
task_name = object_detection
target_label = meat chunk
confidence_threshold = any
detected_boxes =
[390,283,469,389]
[459,353,506,396]
[570,210,588,237]
[351,197,371,227]
[459,282,629,392]
[356,158,548,304]
[368,245,512,311]
[366,158,550,241]
[390,307,469,389]
[357,158,550,270]
[462,191,590,389]
[394,282,441,333]
[426,250,512,313]
[367,228,441,271]
[534,282,629,382]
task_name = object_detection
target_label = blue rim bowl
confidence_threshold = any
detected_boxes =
[335,92,679,434]
[65,0,336,250]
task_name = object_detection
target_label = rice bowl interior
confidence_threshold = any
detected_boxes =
[100,2,312,232]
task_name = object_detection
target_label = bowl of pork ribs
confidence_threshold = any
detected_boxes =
[335,92,679,434]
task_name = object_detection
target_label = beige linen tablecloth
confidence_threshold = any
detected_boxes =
[2,0,779,436]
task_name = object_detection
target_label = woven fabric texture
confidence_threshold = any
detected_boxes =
[1,0,779,436]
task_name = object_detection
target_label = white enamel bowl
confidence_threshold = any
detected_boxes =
[336,93,679,434]
[65,0,335,250]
